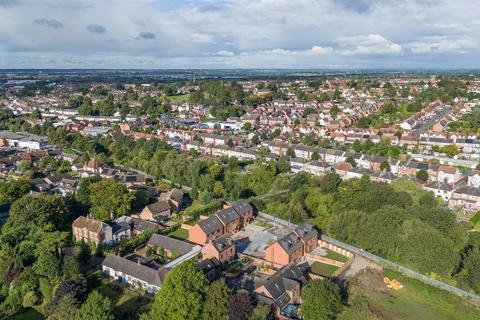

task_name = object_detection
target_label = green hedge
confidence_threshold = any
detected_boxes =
[183,199,223,219]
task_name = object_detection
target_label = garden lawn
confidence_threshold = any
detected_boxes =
[323,248,349,263]
[168,93,190,103]
[339,269,480,320]
[310,262,339,277]
[168,227,188,240]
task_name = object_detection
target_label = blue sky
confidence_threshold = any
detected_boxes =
[0,0,479,69]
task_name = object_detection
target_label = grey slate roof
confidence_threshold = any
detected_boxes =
[262,263,307,309]
[216,207,240,225]
[198,216,223,234]
[102,254,164,287]
[147,233,195,255]
[294,223,317,242]
[212,235,234,252]
[231,200,253,217]
[277,232,304,255]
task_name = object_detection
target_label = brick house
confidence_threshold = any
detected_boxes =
[139,201,172,223]
[253,263,307,319]
[216,207,242,234]
[189,216,224,246]
[265,223,318,267]
[72,216,110,246]
[189,200,254,246]
[202,235,235,263]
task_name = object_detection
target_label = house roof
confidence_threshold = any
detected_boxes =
[198,216,223,235]
[276,232,304,255]
[146,201,171,215]
[216,207,240,225]
[262,263,307,309]
[230,200,253,217]
[294,223,318,242]
[438,165,458,174]
[102,254,165,288]
[211,235,234,252]
[72,216,105,233]
[147,234,195,256]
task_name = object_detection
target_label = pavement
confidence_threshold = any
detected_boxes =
[341,254,382,280]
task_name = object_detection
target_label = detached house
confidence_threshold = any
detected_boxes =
[72,216,131,246]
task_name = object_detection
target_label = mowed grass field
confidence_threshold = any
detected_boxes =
[339,269,480,320]
[168,93,190,103]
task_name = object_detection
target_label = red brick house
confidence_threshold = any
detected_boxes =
[202,235,235,263]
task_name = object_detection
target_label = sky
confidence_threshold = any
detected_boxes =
[0,0,479,69]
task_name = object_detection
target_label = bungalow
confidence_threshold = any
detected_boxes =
[102,254,166,293]
[202,235,236,263]
[147,233,195,258]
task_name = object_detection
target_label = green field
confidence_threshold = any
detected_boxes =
[168,93,190,103]
[310,262,339,277]
[339,269,480,320]
[323,248,349,263]
[168,227,188,240]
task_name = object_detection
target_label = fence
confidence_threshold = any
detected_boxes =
[257,212,480,304]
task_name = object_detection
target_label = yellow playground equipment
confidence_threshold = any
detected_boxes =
[383,277,404,290]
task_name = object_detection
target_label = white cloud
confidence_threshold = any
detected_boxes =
[210,50,235,57]
[0,0,479,68]
[336,34,402,55]
[407,36,478,54]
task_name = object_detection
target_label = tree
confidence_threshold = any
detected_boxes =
[49,293,79,320]
[53,280,87,306]
[352,139,363,153]
[330,105,340,118]
[201,279,231,320]
[34,249,60,279]
[345,156,356,167]
[318,173,342,193]
[228,292,255,320]
[227,139,235,148]
[75,290,114,320]
[286,147,296,158]
[8,193,67,229]
[301,279,342,320]
[311,151,320,161]
[416,169,428,182]
[74,241,91,264]
[89,179,134,220]
[144,261,207,320]
[0,179,30,204]
[380,160,391,172]
[441,144,460,157]
[62,256,83,280]
[458,246,480,293]
[75,175,102,211]
[249,304,271,320]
